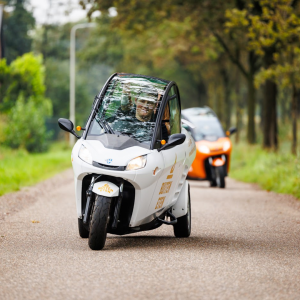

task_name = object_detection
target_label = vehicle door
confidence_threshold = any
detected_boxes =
[149,85,187,213]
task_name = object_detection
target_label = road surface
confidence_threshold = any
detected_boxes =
[0,169,300,299]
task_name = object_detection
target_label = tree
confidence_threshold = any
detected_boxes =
[0,53,53,152]
[253,0,300,153]
[3,0,35,63]
[79,14,208,108]
[80,0,260,142]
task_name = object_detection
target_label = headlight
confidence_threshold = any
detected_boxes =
[198,145,210,154]
[126,155,147,171]
[78,145,93,165]
[223,141,231,151]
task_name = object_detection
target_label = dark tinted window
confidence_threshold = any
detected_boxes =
[168,87,181,134]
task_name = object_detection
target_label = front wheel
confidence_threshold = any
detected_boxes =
[216,166,225,188]
[88,195,111,250]
[173,184,191,238]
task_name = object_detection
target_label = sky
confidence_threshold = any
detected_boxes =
[27,0,100,25]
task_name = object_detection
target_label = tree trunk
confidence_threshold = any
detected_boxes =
[247,74,256,144]
[247,51,257,144]
[291,84,298,155]
[234,48,242,143]
[213,36,259,144]
[263,48,278,150]
[235,69,241,143]
[263,79,278,149]
[215,85,224,126]
[220,67,231,130]
[281,91,287,125]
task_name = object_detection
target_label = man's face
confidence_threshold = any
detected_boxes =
[136,99,155,121]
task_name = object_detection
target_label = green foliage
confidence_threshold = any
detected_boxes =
[43,57,112,127]
[4,94,52,152]
[1,53,46,112]
[230,141,300,199]
[1,53,53,152]
[0,59,11,104]
[224,0,300,89]
[10,53,45,96]
[0,142,71,196]
[33,23,73,61]
[31,22,113,128]
[81,0,300,148]
[3,0,35,63]
[80,15,208,108]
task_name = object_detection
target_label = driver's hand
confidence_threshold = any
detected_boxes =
[121,97,133,112]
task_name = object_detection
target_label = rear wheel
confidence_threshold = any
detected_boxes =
[173,185,191,238]
[88,195,111,250]
[216,166,225,188]
[78,218,89,238]
[209,166,217,187]
[210,179,217,187]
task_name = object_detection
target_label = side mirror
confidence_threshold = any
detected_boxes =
[58,118,80,139]
[158,133,186,152]
[226,127,237,136]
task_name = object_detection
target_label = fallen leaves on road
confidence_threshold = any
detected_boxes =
[31,220,40,223]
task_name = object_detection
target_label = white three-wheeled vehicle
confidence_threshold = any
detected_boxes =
[58,73,196,250]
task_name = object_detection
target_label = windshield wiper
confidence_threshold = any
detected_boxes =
[95,113,114,134]
[100,116,115,134]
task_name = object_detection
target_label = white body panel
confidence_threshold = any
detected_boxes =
[172,180,189,218]
[93,181,119,197]
[71,128,196,227]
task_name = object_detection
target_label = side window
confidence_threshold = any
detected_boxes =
[168,87,181,134]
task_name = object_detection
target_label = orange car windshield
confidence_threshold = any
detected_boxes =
[192,118,225,141]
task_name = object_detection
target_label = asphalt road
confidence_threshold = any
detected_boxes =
[0,169,300,300]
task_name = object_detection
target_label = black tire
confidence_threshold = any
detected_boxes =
[210,179,217,187]
[216,166,225,188]
[88,195,111,250]
[78,218,89,238]
[173,184,191,238]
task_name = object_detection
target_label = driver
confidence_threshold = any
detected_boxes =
[134,89,169,141]
[108,84,169,141]
[135,91,157,122]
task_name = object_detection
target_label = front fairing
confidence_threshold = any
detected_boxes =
[71,137,165,227]
[188,137,232,179]
[82,139,151,167]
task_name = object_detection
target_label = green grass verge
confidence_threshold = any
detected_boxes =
[230,141,300,199]
[0,142,72,196]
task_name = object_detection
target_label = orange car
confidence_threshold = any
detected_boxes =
[182,107,236,188]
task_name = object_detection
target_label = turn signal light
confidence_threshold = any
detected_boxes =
[76,126,82,131]
[161,140,166,145]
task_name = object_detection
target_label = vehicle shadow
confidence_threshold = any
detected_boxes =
[188,183,210,189]
[104,234,295,253]
[188,183,255,191]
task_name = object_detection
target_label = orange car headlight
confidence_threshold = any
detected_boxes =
[223,141,231,151]
[197,145,210,154]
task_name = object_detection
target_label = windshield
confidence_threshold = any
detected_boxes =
[88,74,168,145]
[191,117,225,141]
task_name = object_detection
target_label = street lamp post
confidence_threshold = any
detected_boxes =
[70,22,96,146]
